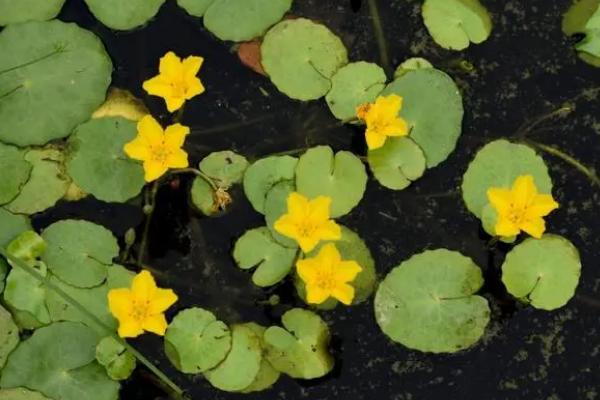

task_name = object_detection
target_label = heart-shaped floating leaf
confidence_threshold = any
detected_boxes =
[296,146,367,217]
[176,0,215,17]
[563,0,600,66]
[0,388,52,400]
[0,144,32,206]
[95,337,136,381]
[243,155,298,214]
[575,3,600,57]
[204,0,292,41]
[233,227,297,287]
[239,323,280,393]
[422,0,492,50]
[199,150,249,187]
[264,180,299,248]
[0,322,119,400]
[374,249,490,353]
[4,264,50,326]
[165,307,232,374]
[382,68,463,168]
[83,0,165,30]
[106,264,135,289]
[264,308,333,379]
[0,209,30,248]
[204,324,262,392]
[261,18,348,100]
[41,220,119,288]
[325,61,387,121]
[461,139,553,219]
[0,20,112,146]
[501,235,581,310]
[5,149,70,215]
[296,226,377,307]
[0,305,19,369]
[0,0,65,26]
[368,136,427,190]
[67,117,145,203]
[393,57,433,78]
[190,177,218,216]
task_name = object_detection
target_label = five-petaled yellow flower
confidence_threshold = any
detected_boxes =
[124,115,190,182]
[143,51,205,112]
[356,94,409,150]
[274,192,341,253]
[297,243,362,305]
[108,270,178,338]
[487,174,559,239]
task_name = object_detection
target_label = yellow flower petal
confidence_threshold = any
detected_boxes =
[336,260,362,283]
[149,288,178,314]
[142,314,169,336]
[317,243,341,266]
[142,76,172,99]
[107,288,133,319]
[273,214,298,239]
[166,149,189,169]
[365,129,387,149]
[118,319,145,338]
[143,160,169,182]
[308,196,332,220]
[520,218,546,239]
[306,285,330,304]
[487,187,512,215]
[382,117,409,137]
[287,192,309,216]
[164,123,190,148]
[316,220,342,241]
[296,258,319,284]
[494,218,520,237]
[131,270,158,302]
[511,175,536,209]
[297,235,320,253]
[527,194,559,217]
[159,51,183,77]
[332,283,355,305]
[123,137,150,161]
[182,56,203,76]
[137,115,164,146]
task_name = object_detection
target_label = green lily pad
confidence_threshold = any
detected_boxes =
[199,150,249,187]
[164,307,231,374]
[0,144,32,206]
[106,264,135,289]
[67,117,145,203]
[0,20,112,147]
[5,149,70,215]
[204,0,292,41]
[204,324,262,392]
[264,308,333,379]
[83,0,166,30]
[0,0,65,26]
[41,220,119,288]
[563,0,600,66]
[393,57,433,78]
[0,209,31,248]
[0,388,52,400]
[190,177,218,216]
[422,0,492,50]
[501,235,581,311]
[367,136,427,190]
[6,231,47,266]
[295,146,367,217]
[575,3,600,57]
[325,61,387,121]
[3,263,50,326]
[461,139,553,219]
[382,68,463,168]
[374,249,490,353]
[261,18,349,100]
[0,305,19,368]
[233,227,297,287]
[264,180,299,248]
[176,0,215,17]
[96,337,136,381]
[0,321,119,400]
[243,155,298,214]
[239,323,280,393]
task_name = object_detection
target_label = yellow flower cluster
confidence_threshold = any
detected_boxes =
[356,94,409,150]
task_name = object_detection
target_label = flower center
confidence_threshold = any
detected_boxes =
[170,79,187,98]
[297,221,317,238]
[314,271,337,291]
[507,204,526,224]
[150,145,172,164]
[129,299,151,322]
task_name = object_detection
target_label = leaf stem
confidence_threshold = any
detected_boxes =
[367,0,391,74]
[0,45,66,76]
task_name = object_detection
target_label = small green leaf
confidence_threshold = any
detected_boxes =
[374,249,490,353]
[264,308,334,379]
[0,305,19,369]
[239,323,280,393]
[0,388,52,400]
[0,144,32,206]
[243,155,298,214]
[264,180,299,248]
[563,0,600,66]
[176,0,215,17]
[295,146,367,217]
[164,307,231,374]
[96,337,136,381]
[368,136,427,190]
[190,177,218,216]
[199,150,249,187]
[325,61,387,121]
[106,264,135,289]
[3,264,50,326]
[261,18,348,100]
[6,231,47,264]
[461,139,553,219]
[575,4,600,57]
[233,227,297,287]
[0,209,31,248]
[422,0,492,50]
[41,220,119,288]
[83,0,165,30]
[393,57,433,78]
[501,235,581,311]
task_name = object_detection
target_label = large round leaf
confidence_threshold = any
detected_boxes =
[0,144,31,206]
[261,18,348,100]
[367,136,427,190]
[422,0,492,50]
[0,209,30,248]
[0,0,65,26]
[501,235,581,311]
[0,322,119,400]
[67,117,145,203]
[204,0,292,41]
[0,20,112,146]
[164,307,231,374]
[461,139,553,219]
[382,68,463,168]
[41,220,119,288]
[243,155,297,214]
[0,305,19,369]
[239,323,280,393]
[176,0,215,17]
[264,180,299,248]
[295,146,367,217]
[83,0,165,30]
[0,388,52,400]
[374,249,490,353]
[325,61,386,121]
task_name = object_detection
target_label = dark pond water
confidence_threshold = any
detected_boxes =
[34,0,600,399]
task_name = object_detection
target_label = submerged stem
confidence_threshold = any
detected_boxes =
[367,0,391,74]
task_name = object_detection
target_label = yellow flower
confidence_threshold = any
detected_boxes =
[143,51,205,112]
[274,192,342,253]
[487,175,559,239]
[297,243,362,305]
[356,94,409,150]
[108,270,178,338]
[124,115,190,182]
